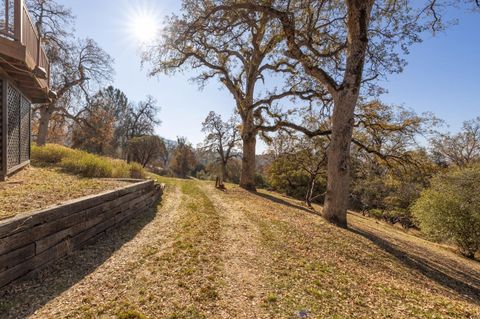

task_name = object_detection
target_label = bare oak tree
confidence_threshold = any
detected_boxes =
[431,116,480,167]
[70,87,160,158]
[144,0,316,190]
[36,38,114,145]
[27,0,74,52]
[351,101,438,167]
[210,0,478,227]
[71,100,115,154]
[201,111,241,184]
[27,0,114,146]
[128,135,167,168]
[170,137,197,178]
[125,96,161,140]
[269,132,329,207]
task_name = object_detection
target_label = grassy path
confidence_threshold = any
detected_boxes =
[202,184,271,318]
[1,178,479,318]
[1,179,224,318]
[1,179,184,318]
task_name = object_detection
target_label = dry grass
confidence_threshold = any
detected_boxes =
[0,166,130,220]
[32,144,146,179]
[244,188,480,318]
[1,178,479,319]
[125,179,224,318]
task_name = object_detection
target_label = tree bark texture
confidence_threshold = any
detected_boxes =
[36,104,54,146]
[240,126,257,191]
[323,92,358,227]
[322,0,374,227]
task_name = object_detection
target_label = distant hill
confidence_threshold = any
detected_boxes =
[162,138,177,148]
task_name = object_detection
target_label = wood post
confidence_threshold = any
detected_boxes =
[13,0,24,43]
[4,0,9,35]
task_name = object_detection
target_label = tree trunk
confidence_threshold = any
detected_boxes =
[321,0,373,228]
[240,129,257,191]
[220,161,227,184]
[322,93,358,228]
[305,176,315,208]
[36,104,53,146]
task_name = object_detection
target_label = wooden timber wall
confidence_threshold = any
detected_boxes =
[0,179,162,288]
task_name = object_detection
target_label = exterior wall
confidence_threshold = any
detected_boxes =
[0,77,31,181]
[0,179,163,288]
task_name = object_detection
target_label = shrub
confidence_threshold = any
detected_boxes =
[267,155,326,201]
[412,166,480,258]
[365,208,418,229]
[129,162,147,179]
[255,173,269,189]
[109,159,131,178]
[31,144,72,164]
[369,209,384,220]
[149,167,173,177]
[387,210,415,229]
[60,154,113,178]
[196,170,215,181]
[32,144,146,179]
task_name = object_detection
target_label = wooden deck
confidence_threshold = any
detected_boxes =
[0,0,51,103]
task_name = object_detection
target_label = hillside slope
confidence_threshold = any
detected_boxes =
[1,178,479,318]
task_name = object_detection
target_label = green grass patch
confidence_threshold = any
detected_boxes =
[117,309,148,319]
[32,144,145,178]
[159,181,222,317]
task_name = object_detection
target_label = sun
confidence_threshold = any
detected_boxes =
[126,3,161,45]
[131,12,158,43]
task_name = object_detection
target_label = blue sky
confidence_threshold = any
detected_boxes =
[59,0,479,152]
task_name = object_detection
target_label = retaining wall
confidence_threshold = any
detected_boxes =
[0,179,162,288]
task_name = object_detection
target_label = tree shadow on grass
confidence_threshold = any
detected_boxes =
[350,226,480,305]
[250,191,322,216]
[0,207,157,319]
[250,189,480,304]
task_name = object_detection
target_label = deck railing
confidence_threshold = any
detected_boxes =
[0,0,50,86]
[0,0,14,38]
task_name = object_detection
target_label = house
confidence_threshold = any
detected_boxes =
[0,0,52,181]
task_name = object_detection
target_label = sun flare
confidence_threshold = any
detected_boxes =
[127,4,161,45]
[131,13,158,43]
